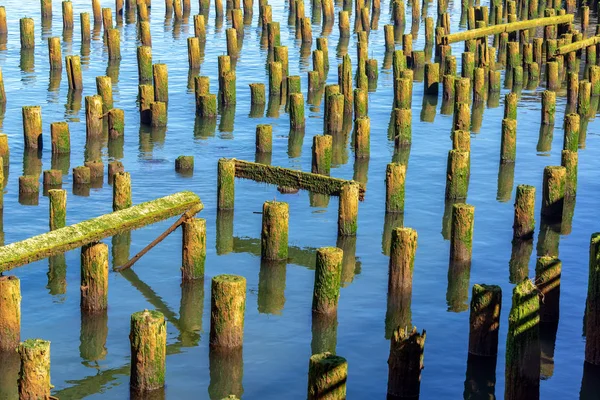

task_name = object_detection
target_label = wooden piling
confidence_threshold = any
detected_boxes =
[250,83,266,105]
[500,118,517,163]
[445,150,470,200]
[563,113,580,152]
[386,163,406,213]
[73,166,91,185]
[541,90,556,125]
[85,95,103,137]
[424,63,440,95]
[561,150,578,197]
[17,339,51,399]
[289,93,305,129]
[107,161,124,184]
[312,247,343,315]
[48,37,62,70]
[338,182,359,236]
[307,352,347,399]
[393,108,412,147]
[182,218,206,280]
[586,233,600,365]
[505,279,540,400]
[513,185,535,240]
[450,203,475,262]
[62,1,73,29]
[217,159,235,210]
[504,92,518,120]
[354,117,370,158]
[541,166,566,220]
[130,310,167,393]
[468,284,501,356]
[108,108,125,139]
[312,135,332,176]
[107,28,121,60]
[153,64,169,104]
[536,256,561,323]
[139,20,151,46]
[22,106,43,150]
[188,37,201,69]
[210,275,246,348]
[546,61,559,91]
[20,18,34,49]
[150,101,167,127]
[261,201,289,261]
[66,55,83,90]
[387,327,426,399]
[113,172,132,211]
[49,189,67,231]
[0,276,20,352]
[96,76,113,111]
[579,80,591,117]
[197,94,217,118]
[80,242,108,313]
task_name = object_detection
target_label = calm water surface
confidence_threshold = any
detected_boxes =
[0,0,598,398]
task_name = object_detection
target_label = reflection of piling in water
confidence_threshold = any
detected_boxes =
[47,254,67,296]
[79,309,108,363]
[209,347,244,399]
[337,234,358,287]
[216,210,234,255]
[496,161,514,202]
[581,361,600,399]
[536,218,560,258]
[258,260,287,315]
[508,237,532,283]
[464,353,497,400]
[505,279,540,400]
[179,279,205,347]
[308,352,347,399]
[112,231,131,270]
[311,312,337,355]
[0,349,19,400]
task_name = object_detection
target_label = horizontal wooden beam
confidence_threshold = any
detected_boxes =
[0,191,203,271]
[555,35,600,55]
[232,159,366,200]
[441,15,573,44]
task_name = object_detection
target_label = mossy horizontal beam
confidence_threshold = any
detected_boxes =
[231,159,366,201]
[0,191,203,271]
[555,35,600,55]
[441,15,573,44]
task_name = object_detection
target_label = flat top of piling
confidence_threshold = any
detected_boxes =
[212,274,246,284]
[310,352,347,365]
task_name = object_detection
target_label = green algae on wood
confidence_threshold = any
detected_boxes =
[388,227,417,298]
[450,203,475,262]
[541,166,566,220]
[387,326,426,399]
[500,118,517,163]
[49,189,67,231]
[513,185,535,240]
[561,150,578,198]
[505,278,540,400]
[386,163,406,213]
[18,339,51,399]
[469,284,501,356]
[312,247,343,316]
[586,233,600,365]
[137,46,152,83]
[535,256,561,322]
[130,310,167,392]
[230,158,366,200]
[312,135,332,176]
[210,274,246,348]
[0,276,21,352]
[217,159,235,210]
[261,201,289,261]
[541,90,556,125]
[307,352,347,400]
[153,64,169,104]
[354,117,370,158]
[338,182,359,236]
[113,172,132,211]
[445,150,470,200]
[22,106,42,150]
[182,218,206,280]
[80,242,108,313]
[0,191,202,270]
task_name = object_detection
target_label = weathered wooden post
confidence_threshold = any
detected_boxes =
[541,90,556,125]
[561,150,578,198]
[96,76,113,111]
[387,327,426,399]
[85,95,103,137]
[312,247,343,315]
[563,113,580,152]
[188,37,201,69]
[0,276,20,352]
[450,203,475,262]
[307,352,348,399]
[153,63,169,104]
[18,339,51,399]
[175,156,194,175]
[354,117,370,158]
[261,201,289,261]
[108,108,125,139]
[586,233,600,365]
[20,18,35,49]
[445,150,470,200]
[468,284,501,356]
[312,135,332,175]
[338,182,359,236]
[80,242,108,313]
[22,106,43,150]
[182,218,206,280]
[505,279,540,400]
[255,124,272,154]
[513,185,535,240]
[210,275,246,348]
[217,159,235,210]
[541,166,566,220]
[289,93,305,129]
[49,189,67,230]
[113,171,132,211]
[66,55,83,90]
[48,37,62,70]
[500,118,517,163]
[130,310,167,393]
[386,162,406,213]
[150,101,167,127]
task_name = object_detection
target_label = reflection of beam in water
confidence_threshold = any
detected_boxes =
[179,279,205,347]
[0,350,19,399]
[580,361,600,399]
[309,192,330,208]
[508,239,532,284]
[311,312,338,355]
[463,353,497,399]
[446,260,471,313]
[209,347,244,400]
[79,310,108,365]
[258,260,286,315]
[120,269,182,332]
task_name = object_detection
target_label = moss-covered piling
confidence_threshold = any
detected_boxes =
[387,327,426,399]
[49,189,66,231]
[450,203,475,262]
[312,247,343,316]
[338,182,359,236]
[312,135,332,176]
[541,166,566,220]
[386,163,406,213]
[210,275,246,348]
[66,55,83,90]
[541,90,556,125]
[563,113,580,152]
[468,284,501,356]
[80,242,108,313]
[130,310,167,393]
[307,352,348,400]
[261,201,289,261]
[513,185,535,240]
[19,18,34,49]
[18,339,51,399]
[0,276,20,352]
[182,218,206,280]
[445,150,470,200]
[22,106,43,150]
[113,172,132,211]
[500,118,517,163]
[48,37,62,70]
[85,95,103,138]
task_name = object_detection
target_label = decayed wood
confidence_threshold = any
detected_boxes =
[230,158,366,200]
[0,192,203,270]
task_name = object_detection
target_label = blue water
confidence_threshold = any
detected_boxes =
[0,0,597,398]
